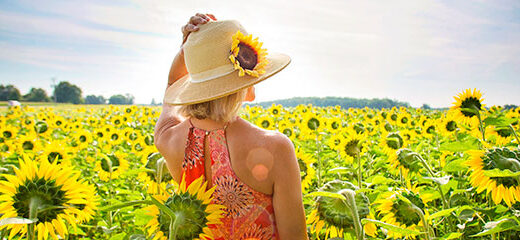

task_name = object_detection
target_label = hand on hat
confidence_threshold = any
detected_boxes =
[181,13,217,45]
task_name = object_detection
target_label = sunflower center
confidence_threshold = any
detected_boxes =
[12,177,67,222]
[331,121,340,130]
[158,193,209,239]
[101,155,121,172]
[298,158,308,178]
[307,118,320,131]
[261,120,270,129]
[400,117,408,124]
[426,126,435,134]
[460,97,482,117]
[3,130,12,138]
[354,123,365,134]
[446,121,457,132]
[282,128,293,137]
[496,128,512,138]
[386,133,404,150]
[236,43,258,70]
[79,135,87,142]
[345,140,361,157]
[22,140,34,150]
[48,152,63,163]
[390,113,398,121]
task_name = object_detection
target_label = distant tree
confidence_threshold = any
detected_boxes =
[421,104,432,110]
[0,84,21,101]
[85,95,106,104]
[53,81,82,104]
[109,94,134,105]
[504,104,518,110]
[151,98,156,105]
[23,88,50,102]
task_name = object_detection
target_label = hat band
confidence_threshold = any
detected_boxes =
[190,64,236,83]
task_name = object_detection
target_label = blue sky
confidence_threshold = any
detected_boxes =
[1,0,519,107]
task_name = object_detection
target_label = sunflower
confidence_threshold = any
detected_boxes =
[296,148,316,193]
[379,131,407,156]
[278,119,296,141]
[466,148,520,207]
[338,128,367,164]
[94,152,129,181]
[438,112,459,137]
[144,174,225,240]
[71,129,93,149]
[229,30,268,77]
[326,117,343,134]
[15,132,41,152]
[451,88,486,126]
[301,112,325,135]
[0,155,98,240]
[374,186,430,239]
[396,112,412,128]
[1,124,17,141]
[40,140,72,165]
[307,180,376,239]
[255,116,275,130]
[267,104,283,118]
[327,133,344,151]
[486,126,515,146]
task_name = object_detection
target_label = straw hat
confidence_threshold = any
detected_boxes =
[164,20,291,105]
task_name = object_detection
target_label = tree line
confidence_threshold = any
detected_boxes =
[0,82,134,105]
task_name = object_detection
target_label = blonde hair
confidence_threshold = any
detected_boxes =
[178,88,248,122]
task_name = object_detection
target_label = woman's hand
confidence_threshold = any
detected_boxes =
[168,13,217,86]
[181,13,217,46]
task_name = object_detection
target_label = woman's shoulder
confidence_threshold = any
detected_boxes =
[235,117,295,154]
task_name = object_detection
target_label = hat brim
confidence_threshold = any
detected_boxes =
[163,52,291,105]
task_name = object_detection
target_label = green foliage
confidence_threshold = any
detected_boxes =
[23,88,50,102]
[109,94,134,105]
[85,95,106,104]
[0,84,21,101]
[53,81,83,104]
[250,96,411,109]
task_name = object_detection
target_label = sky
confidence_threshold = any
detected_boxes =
[0,0,519,108]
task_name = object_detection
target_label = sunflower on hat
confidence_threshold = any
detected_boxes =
[229,30,268,77]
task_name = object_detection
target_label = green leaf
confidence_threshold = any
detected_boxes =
[440,232,464,240]
[101,200,151,212]
[368,175,394,185]
[329,167,352,174]
[483,116,516,127]
[443,159,468,172]
[0,217,37,226]
[134,209,154,225]
[109,232,126,240]
[361,218,423,236]
[423,175,451,185]
[129,234,147,240]
[305,191,347,200]
[428,207,458,219]
[482,168,520,178]
[440,136,480,152]
[149,195,177,220]
[470,218,519,237]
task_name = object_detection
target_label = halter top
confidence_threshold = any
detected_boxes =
[181,117,279,240]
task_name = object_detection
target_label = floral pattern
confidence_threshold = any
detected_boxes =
[181,118,279,239]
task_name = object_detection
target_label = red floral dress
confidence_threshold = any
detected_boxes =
[181,118,279,240]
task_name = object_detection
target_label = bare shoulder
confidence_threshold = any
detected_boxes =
[154,119,190,160]
[237,118,295,161]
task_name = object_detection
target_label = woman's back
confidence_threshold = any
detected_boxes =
[161,116,284,239]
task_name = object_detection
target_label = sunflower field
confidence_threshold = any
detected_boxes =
[1,88,520,240]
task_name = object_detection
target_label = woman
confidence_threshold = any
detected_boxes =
[154,13,308,239]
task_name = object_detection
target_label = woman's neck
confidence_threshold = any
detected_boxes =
[190,116,238,130]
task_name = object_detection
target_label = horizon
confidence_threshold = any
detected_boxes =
[1,0,519,108]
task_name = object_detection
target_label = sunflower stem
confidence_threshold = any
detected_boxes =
[315,132,321,187]
[413,154,456,232]
[169,212,183,240]
[341,189,364,240]
[411,204,432,240]
[28,197,41,240]
[356,153,362,189]
[476,111,486,142]
[509,124,520,146]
